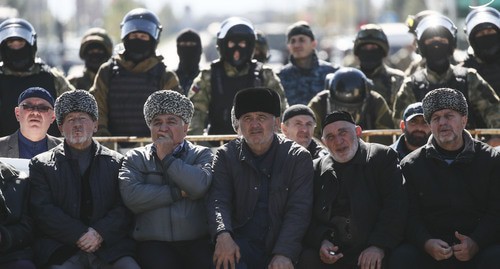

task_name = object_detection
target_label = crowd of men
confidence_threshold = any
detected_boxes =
[0,5,499,269]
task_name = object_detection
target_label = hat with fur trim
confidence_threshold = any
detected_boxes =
[233,87,281,119]
[422,88,468,123]
[143,90,194,126]
[55,90,98,125]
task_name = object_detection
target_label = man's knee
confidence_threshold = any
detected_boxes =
[388,243,420,269]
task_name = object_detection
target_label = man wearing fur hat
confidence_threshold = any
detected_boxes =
[207,87,313,269]
[29,90,139,269]
[119,90,213,269]
[389,88,500,268]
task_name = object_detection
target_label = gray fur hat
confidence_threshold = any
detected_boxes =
[422,88,468,123]
[55,90,98,125]
[143,90,194,126]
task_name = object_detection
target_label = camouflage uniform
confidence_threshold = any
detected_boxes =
[393,65,500,128]
[278,53,338,106]
[309,89,394,142]
[67,67,97,91]
[90,53,180,136]
[360,64,405,108]
[188,60,287,135]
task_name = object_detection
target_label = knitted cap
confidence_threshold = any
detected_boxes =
[287,21,315,41]
[18,87,54,107]
[143,90,194,126]
[233,87,281,119]
[55,90,98,125]
[322,111,355,131]
[282,104,316,122]
[422,88,468,123]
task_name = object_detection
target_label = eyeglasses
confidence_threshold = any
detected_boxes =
[20,103,53,113]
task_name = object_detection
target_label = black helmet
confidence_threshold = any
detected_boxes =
[120,8,162,42]
[464,6,500,44]
[0,18,36,54]
[415,14,457,56]
[328,67,368,108]
[354,24,389,57]
[406,10,441,35]
[79,27,113,59]
[254,30,270,63]
[216,17,256,67]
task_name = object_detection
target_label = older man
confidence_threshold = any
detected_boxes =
[207,87,313,269]
[298,111,407,269]
[389,88,500,269]
[29,90,139,269]
[119,90,213,269]
[0,87,61,158]
[281,104,328,160]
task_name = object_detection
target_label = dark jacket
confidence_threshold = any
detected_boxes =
[390,134,412,161]
[207,135,313,262]
[0,161,33,264]
[307,138,329,160]
[29,140,135,266]
[0,130,62,158]
[304,140,407,264]
[401,131,500,249]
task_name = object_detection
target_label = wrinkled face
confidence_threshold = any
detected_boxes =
[429,109,467,151]
[59,112,97,149]
[321,120,361,163]
[15,97,55,134]
[149,114,188,145]
[239,112,279,152]
[287,34,316,60]
[402,115,431,148]
[281,115,316,148]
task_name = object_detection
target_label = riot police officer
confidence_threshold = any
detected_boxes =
[67,27,113,91]
[188,17,287,135]
[393,14,500,129]
[253,30,270,63]
[90,8,181,137]
[308,67,394,144]
[0,18,74,137]
[175,29,202,95]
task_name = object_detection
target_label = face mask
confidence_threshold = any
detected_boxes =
[473,34,500,63]
[84,51,108,72]
[223,38,252,69]
[424,41,450,74]
[124,38,154,63]
[358,47,385,75]
[177,45,201,72]
[2,44,34,71]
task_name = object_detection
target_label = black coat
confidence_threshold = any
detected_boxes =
[304,140,407,263]
[29,140,135,266]
[0,161,33,264]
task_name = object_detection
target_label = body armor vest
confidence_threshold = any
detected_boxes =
[463,57,500,97]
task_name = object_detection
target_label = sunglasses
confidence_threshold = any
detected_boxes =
[20,103,53,113]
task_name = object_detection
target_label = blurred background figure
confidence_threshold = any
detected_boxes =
[175,29,202,96]
[353,23,405,108]
[253,29,270,63]
[67,27,113,91]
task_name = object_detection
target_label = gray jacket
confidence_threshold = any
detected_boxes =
[119,140,213,242]
[0,130,62,158]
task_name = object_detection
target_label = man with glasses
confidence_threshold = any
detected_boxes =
[0,87,61,158]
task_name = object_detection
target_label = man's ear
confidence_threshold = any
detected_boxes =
[355,125,363,137]
[400,120,405,131]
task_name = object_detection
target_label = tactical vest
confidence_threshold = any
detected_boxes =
[0,68,59,137]
[107,60,165,137]
[463,57,500,97]
[410,66,484,128]
[208,60,263,135]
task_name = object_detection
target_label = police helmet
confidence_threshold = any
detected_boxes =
[328,68,368,107]
[0,18,36,54]
[354,24,389,57]
[79,27,113,59]
[464,7,500,43]
[254,30,270,63]
[216,17,256,65]
[406,10,441,35]
[415,14,457,55]
[120,8,162,42]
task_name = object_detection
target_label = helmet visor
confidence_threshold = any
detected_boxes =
[465,9,500,37]
[0,26,35,46]
[121,18,161,40]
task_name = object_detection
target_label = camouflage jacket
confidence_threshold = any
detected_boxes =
[278,53,338,106]
[393,65,500,128]
[360,64,405,108]
[67,67,96,91]
[89,53,181,136]
[187,60,288,135]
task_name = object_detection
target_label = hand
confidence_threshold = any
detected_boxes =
[424,239,453,261]
[154,134,177,160]
[358,246,384,269]
[213,232,240,269]
[268,254,293,269]
[76,227,103,253]
[319,239,343,264]
[452,231,479,261]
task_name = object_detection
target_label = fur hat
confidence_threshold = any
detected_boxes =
[18,87,54,107]
[143,90,194,126]
[422,88,468,123]
[282,104,316,122]
[233,87,281,119]
[55,90,98,125]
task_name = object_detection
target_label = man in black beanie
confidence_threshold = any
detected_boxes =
[207,87,313,269]
[175,29,202,95]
